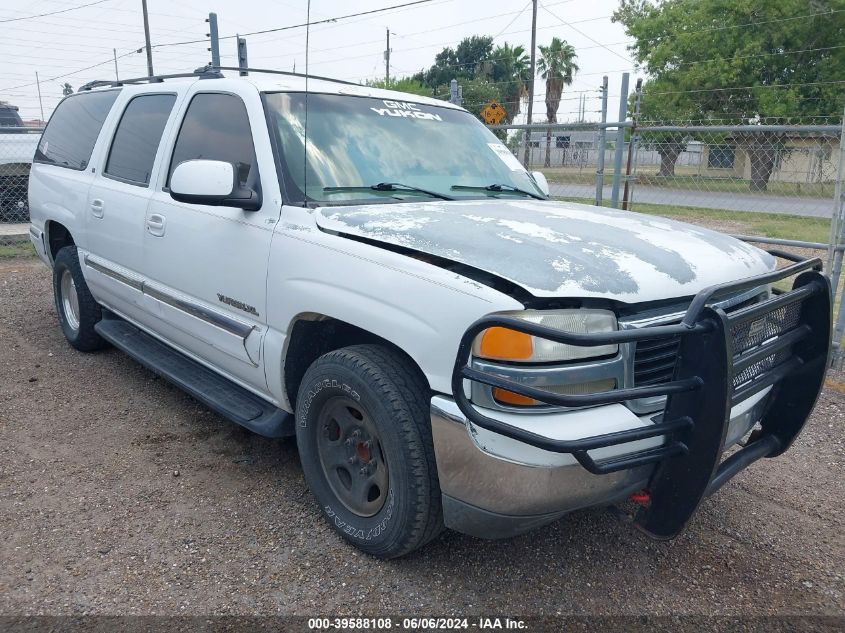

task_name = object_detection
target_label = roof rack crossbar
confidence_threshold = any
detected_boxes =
[211,66,362,86]
[77,65,365,92]
[78,66,222,91]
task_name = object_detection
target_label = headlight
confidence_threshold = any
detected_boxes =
[473,309,618,363]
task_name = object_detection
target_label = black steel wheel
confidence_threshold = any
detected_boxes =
[316,396,389,517]
[295,344,443,558]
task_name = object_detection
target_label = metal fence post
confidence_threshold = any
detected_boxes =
[237,36,248,76]
[610,72,630,208]
[826,109,845,280]
[827,110,845,366]
[595,75,608,206]
[207,12,220,68]
[622,78,643,210]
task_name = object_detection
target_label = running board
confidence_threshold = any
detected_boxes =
[95,316,294,438]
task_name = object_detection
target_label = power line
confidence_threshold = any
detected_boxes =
[493,1,532,39]
[0,0,114,24]
[646,80,845,96]
[539,2,631,64]
[4,49,140,91]
[149,0,438,49]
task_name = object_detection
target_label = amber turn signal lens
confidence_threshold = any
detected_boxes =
[492,388,537,407]
[478,327,534,361]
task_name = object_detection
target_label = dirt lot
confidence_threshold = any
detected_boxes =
[1,257,844,618]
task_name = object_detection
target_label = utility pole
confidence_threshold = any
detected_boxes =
[522,0,538,167]
[384,28,391,86]
[141,0,154,76]
[35,72,45,122]
[113,48,119,80]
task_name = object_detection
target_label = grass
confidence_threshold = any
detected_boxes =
[540,166,835,199]
[629,202,830,243]
[0,241,35,258]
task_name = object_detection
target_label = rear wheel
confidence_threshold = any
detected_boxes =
[52,245,108,352]
[295,344,443,558]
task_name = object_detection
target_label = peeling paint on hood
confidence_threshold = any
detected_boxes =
[314,199,776,303]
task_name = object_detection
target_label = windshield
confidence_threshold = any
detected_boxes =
[263,92,545,204]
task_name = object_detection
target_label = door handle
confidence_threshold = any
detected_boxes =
[147,213,166,237]
[90,199,104,218]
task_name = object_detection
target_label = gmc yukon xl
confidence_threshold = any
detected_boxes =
[28,68,831,558]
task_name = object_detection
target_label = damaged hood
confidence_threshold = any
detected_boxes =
[314,199,776,303]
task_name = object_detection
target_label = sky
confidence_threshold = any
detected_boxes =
[1,0,638,123]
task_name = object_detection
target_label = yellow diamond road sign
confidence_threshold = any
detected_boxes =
[481,100,506,125]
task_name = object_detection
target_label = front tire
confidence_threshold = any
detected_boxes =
[295,345,443,558]
[52,245,107,352]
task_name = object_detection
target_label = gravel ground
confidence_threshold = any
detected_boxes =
[1,257,843,618]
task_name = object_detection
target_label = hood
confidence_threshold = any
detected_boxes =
[314,199,776,303]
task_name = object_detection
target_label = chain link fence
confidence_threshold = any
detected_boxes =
[631,124,841,218]
[500,118,845,363]
[0,127,41,253]
[504,122,842,219]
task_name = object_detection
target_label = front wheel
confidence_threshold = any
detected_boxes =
[52,245,108,352]
[295,344,443,558]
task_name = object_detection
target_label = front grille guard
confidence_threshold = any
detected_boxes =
[451,253,831,538]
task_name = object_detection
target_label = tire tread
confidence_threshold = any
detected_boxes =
[300,344,443,558]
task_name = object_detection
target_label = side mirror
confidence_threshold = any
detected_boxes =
[531,170,550,197]
[169,159,261,211]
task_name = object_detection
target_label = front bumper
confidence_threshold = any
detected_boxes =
[443,255,830,540]
[431,389,770,539]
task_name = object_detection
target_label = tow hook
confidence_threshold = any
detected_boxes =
[629,489,651,506]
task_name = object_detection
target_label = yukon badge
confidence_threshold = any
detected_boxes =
[217,293,259,317]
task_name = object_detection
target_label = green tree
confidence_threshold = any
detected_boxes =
[490,42,530,124]
[614,0,845,189]
[457,78,503,120]
[365,77,432,98]
[432,77,505,138]
[413,36,495,88]
[537,37,579,167]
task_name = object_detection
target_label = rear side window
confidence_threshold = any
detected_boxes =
[105,94,176,185]
[34,90,119,170]
[168,93,256,186]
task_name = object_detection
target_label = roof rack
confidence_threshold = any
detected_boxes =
[78,65,362,92]
[78,66,222,91]
[212,66,361,86]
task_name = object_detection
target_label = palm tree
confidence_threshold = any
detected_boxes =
[491,43,530,124]
[537,38,579,167]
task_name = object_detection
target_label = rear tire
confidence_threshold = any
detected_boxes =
[52,245,108,352]
[295,344,443,558]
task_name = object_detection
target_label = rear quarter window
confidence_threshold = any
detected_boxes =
[34,90,119,170]
[105,94,176,185]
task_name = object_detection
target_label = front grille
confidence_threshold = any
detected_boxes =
[730,297,802,389]
[633,336,682,385]
[631,292,767,389]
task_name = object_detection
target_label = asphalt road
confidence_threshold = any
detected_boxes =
[551,183,833,217]
[1,258,844,620]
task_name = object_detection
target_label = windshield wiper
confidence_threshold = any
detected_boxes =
[451,183,546,200]
[323,182,454,201]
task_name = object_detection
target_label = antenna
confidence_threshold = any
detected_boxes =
[303,0,311,207]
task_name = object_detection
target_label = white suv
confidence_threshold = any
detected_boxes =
[28,68,831,558]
